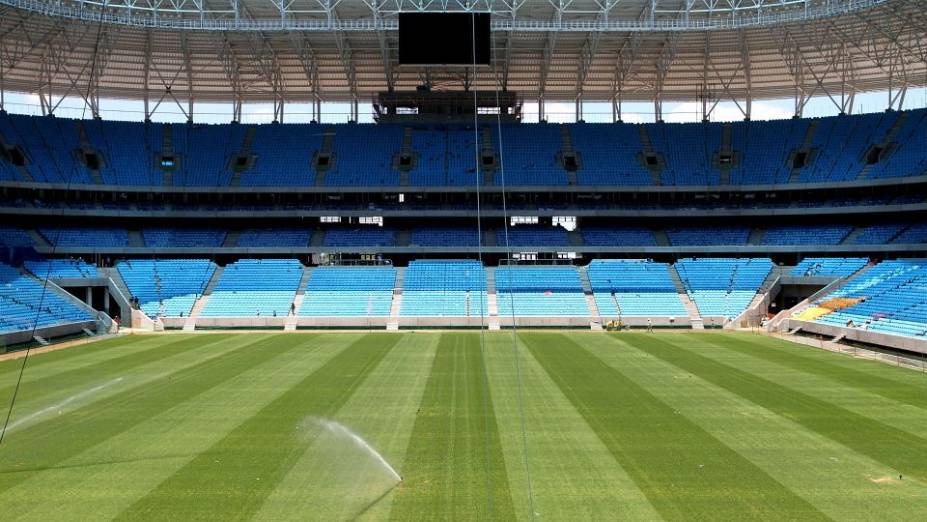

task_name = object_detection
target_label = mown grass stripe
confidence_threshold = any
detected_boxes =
[389,333,516,522]
[0,334,235,407]
[0,334,302,494]
[0,335,156,382]
[116,333,402,521]
[625,333,927,482]
[0,334,151,368]
[525,332,828,522]
[0,334,356,522]
[704,333,927,410]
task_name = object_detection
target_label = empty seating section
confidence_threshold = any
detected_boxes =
[791,257,868,277]
[410,227,481,247]
[506,225,569,246]
[244,123,323,186]
[676,258,772,318]
[401,260,486,316]
[0,227,34,247]
[799,113,894,182]
[569,124,652,186]
[299,266,396,316]
[118,259,216,317]
[201,259,302,317]
[326,125,401,186]
[853,224,906,244]
[581,227,656,246]
[2,109,927,188]
[143,228,226,248]
[409,125,449,186]
[499,124,565,185]
[237,229,311,247]
[667,227,750,246]
[762,225,852,245]
[495,266,588,316]
[39,227,129,248]
[84,119,163,185]
[25,258,98,279]
[445,127,484,186]
[172,123,247,186]
[586,259,686,317]
[868,110,927,179]
[814,260,927,337]
[648,122,722,185]
[893,223,927,244]
[323,227,396,247]
[0,262,94,333]
[730,118,809,184]
[7,114,92,184]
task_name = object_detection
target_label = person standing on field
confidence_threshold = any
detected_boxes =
[647,318,653,333]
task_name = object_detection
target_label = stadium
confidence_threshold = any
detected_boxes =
[1,0,927,519]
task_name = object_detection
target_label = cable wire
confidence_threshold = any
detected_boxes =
[490,32,538,521]
[3,11,119,445]
[469,13,498,521]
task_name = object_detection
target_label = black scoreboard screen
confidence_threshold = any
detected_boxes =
[398,13,491,66]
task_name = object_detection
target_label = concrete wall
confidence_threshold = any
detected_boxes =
[788,319,927,355]
[1,320,97,347]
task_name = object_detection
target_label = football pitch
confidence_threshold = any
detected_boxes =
[1,331,926,520]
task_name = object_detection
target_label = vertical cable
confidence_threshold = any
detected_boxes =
[490,25,537,521]
[469,13,497,522]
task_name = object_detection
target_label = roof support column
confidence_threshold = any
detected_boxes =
[182,33,194,123]
[143,31,152,122]
[0,51,5,112]
[740,31,752,120]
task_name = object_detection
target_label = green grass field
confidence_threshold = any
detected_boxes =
[1,331,926,520]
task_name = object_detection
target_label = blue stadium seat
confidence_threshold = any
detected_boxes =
[299,266,396,316]
[0,262,95,333]
[401,260,486,316]
[201,259,302,317]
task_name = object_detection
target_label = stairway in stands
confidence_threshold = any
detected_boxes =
[285,267,312,331]
[223,230,240,247]
[578,267,602,330]
[788,120,818,183]
[857,111,908,180]
[399,127,413,186]
[0,129,35,181]
[229,127,257,187]
[314,128,335,186]
[747,228,766,245]
[638,126,662,186]
[26,230,50,247]
[386,267,404,331]
[184,265,225,331]
[485,267,500,329]
[75,121,104,184]
[653,229,670,246]
[101,266,133,305]
[719,123,733,185]
[480,127,495,186]
[127,230,145,247]
[568,229,584,247]
[668,264,703,329]
[560,126,578,185]
[395,229,411,247]
[161,126,174,186]
[840,227,866,245]
[310,229,325,247]
[483,229,497,247]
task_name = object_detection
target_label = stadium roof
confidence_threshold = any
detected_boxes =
[0,0,924,120]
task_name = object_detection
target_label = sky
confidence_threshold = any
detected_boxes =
[2,86,925,125]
